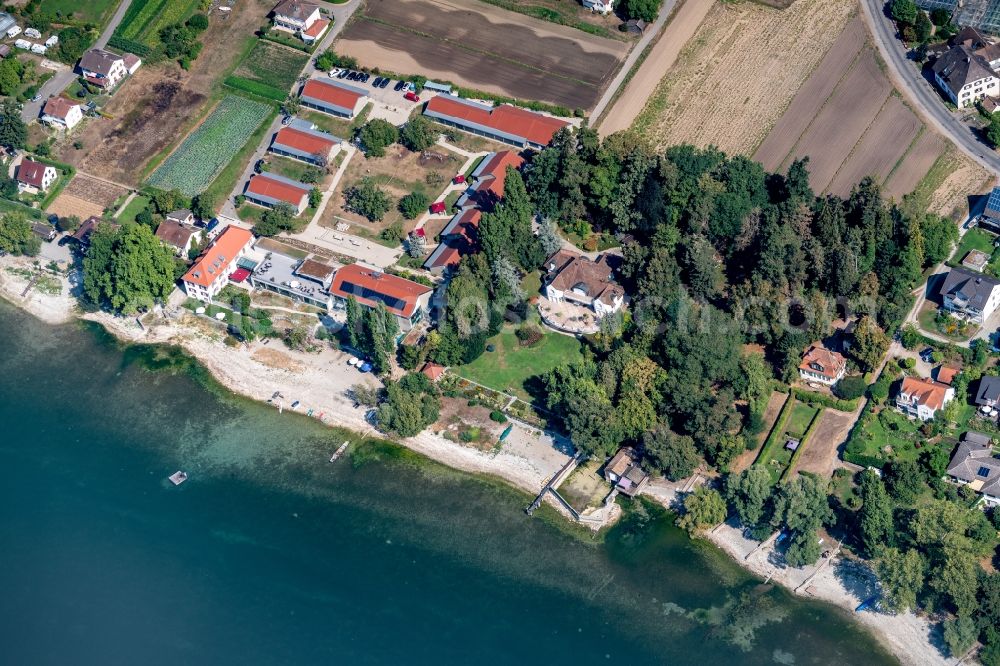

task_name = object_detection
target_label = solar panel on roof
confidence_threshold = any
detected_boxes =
[978,466,992,478]
[339,280,406,312]
[988,187,1000,211]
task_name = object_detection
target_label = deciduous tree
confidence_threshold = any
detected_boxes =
[677,486,727,532]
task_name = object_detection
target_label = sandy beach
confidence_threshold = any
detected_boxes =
[0,256,949,665]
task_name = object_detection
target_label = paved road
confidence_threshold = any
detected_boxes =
[20,0,132,122]
[861,0,1000,177]
[220,0,361,221]
[589,0,675,122]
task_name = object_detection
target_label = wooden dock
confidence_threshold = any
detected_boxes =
[526,452,582,515]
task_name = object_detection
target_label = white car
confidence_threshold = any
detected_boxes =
[328,68,343,77]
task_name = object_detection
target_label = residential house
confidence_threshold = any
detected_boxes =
[946,431,1000,506]
[896,376,955,421]
[270,120,341,165]
[543,249,625,317]
[581,0,615,13]
[423,95,570,150]
[935,365,960,385]
[299,77,367,118]
[182,226,255,302]
[624,19,647,34]
[78,48,127,89]
[975,375,1000,409]
[455,150,525,210]
[244,173,312,215]
[40,97,83,130]
[15,159,57,194]
[0,44,11,58]
[70,216,117,248]
[155,219,202,257]
[423,208,481,273]
[166,209,196,226]
[271,0,328,42]
[798,345,847,386]
[328,263,433,331]
[979,186,1000,232]
[931,45,999,109]
[421,362,446,382]
[123,53,142,75]
[603,447,650,498]
[31,222,55,242]
[938,266,1000,323]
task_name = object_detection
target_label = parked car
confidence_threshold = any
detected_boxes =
[393,80,406,91]
[404,91,420,102]
[346,71,358,80]
[358,361,373,373]
[919,347,934,363]
[378,77,390,89]
[359,72,371,83]
[30,93,41,102]
[328,68,343,77]
[337,69,349,79]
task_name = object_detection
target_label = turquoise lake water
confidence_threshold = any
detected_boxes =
[0,301,897,665]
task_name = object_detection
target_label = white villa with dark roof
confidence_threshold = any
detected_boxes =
[938,266,1000,323]
[78,48,127,89]
[271,0,329,42]
[40,97,83,130]
[932,44,1000,108]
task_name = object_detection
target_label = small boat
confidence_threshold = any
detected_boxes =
[169,471,188,486]
[855,596,877,613]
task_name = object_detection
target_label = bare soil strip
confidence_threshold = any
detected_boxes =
[789,408,856,479]
[784,49,891,192]
[883,130,945,200]
[730,391,788,475]
[338,20,599,109]
[753,17,866,171]
[46,194,106,220]
[597,0,714,136]
[826,96,921,196]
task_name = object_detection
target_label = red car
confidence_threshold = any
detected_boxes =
[429,201,446,214]
[404,91,420,102]
[453,174,466,184]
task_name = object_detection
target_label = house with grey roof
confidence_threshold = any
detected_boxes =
[938,266,1000,323]
[975,375,1000,408]
[946,432,1000,506]
[932,45,999,108]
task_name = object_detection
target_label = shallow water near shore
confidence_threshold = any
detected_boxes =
[0,301,897,666]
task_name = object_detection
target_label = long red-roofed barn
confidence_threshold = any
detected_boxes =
[328,263,433,330]
[423,96,569,149]
[244,173,312,214]
[270,119,342,165]
[299,77,368,118]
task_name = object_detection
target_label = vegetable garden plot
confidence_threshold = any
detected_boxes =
[147,95,271,196]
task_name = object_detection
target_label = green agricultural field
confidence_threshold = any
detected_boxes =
[115,0,200,49]
[457,325,584,400]
[147,95,272,197]
[228,40,309,102]
[39,0,119,25]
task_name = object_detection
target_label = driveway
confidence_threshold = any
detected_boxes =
[20,0,132,122]
[860,0,1000,177]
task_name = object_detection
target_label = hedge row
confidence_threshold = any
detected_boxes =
[261,31,313,53]
[781,408,824,482]
[791,387,858,413]
[106,35,155,60]
[224,76,286,102]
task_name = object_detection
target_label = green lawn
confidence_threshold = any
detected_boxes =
[40,0,119,24]
[457,325,584,400]
[785,403,820,438]
[266,156,321,184]
[299,104,371,140]
[951,228,996,266]
[116,195,151,224]
[147,95,275,197]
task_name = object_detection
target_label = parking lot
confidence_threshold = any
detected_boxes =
[313,70,435,125]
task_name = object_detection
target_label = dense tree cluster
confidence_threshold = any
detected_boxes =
[344,298,399,375]
[83,223,177,314]
[0,100,28,150]
[357,119,399,158]
[159,14,209,67]
[344,178,390,222]
[376,372,440,437]
[0,213,41,256]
